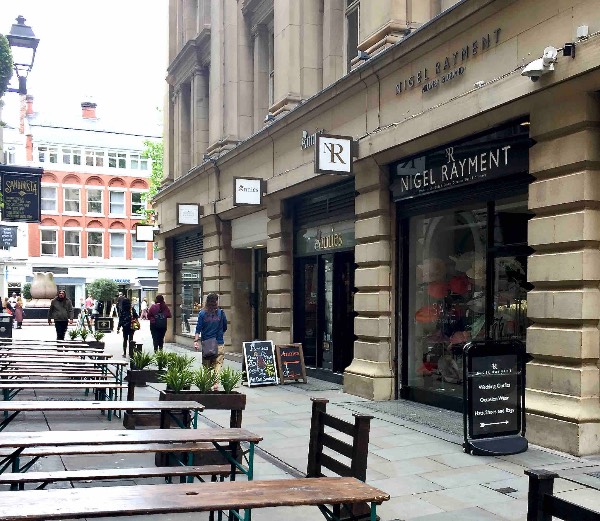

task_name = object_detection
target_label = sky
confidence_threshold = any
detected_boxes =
[1,0,168,131]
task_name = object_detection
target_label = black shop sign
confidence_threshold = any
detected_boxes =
[0,168,42,223]
[463,340,529,456]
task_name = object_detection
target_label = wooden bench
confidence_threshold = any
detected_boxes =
[0,477,390,521]
[0,382,127,402]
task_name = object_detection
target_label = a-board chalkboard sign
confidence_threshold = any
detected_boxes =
[275,344,307,384]
[0,226,17,248]
[242,340,278,387]
[463,340,528,456]
[1,172,41,223]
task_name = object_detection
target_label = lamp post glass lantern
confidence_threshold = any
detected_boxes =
[6,15,39,95]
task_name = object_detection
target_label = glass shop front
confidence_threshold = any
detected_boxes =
[392,120,533,411]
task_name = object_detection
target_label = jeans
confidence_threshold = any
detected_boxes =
[150,324,167,351]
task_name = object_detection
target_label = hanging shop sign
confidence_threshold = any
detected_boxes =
[395,28,502,95]
[0,170,42,223]
[233,177,263,206]
[135,223,155,242]
[390,122,531,201]
[296,220,355,256]
[463,340,529,456]
[314,134,356,175]
[0,226,17,248]
[177,203,202,225]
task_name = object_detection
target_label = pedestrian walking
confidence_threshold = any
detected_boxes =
[115,292,125,333]
[193,293,227,389]
[48,289,74,340]
[140,298,148,320]
[119,297,139,357]
[147,294,171,352]
[13,297,24,329]
[3,297,13,315]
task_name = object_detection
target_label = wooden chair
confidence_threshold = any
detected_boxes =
[307,398,374,520]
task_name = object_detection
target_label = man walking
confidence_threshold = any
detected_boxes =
[48,290,74,340]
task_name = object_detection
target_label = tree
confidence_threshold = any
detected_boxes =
[0,35,13,97]
[22,283,31,300]
[140,139,163,224]
[87,279,118,303]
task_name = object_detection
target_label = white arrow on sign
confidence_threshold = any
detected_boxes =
[480,421,509,428]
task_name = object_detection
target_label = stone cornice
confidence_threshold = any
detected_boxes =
[241,0,273,33]
[166,28,211,87]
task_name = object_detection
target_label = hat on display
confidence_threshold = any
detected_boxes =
[427,281,449,299]
[417,257,446,283]
[449,252,476,273]
[449,274,471,295]
[415,305,438,323]
[466,260,486,281]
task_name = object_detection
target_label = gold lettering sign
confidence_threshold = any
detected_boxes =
[314,233,343,251]
[4,179,38,196]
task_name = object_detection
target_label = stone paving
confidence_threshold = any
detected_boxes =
[2,320,600,520]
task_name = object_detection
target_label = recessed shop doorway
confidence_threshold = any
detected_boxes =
[294,251,355,379]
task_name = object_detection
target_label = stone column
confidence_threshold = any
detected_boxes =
[178,83,192,177]
[253,25,270,132]
[172,86,181,179]
[163,85,175,184]
[157,235,175,342]
[202,214,233,351]
[191,68,209,166]
[345,159,395,400]
[322,0,343,88]
[527,92,600,456]
[266,200,293,345]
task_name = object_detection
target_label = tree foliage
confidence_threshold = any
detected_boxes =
[0,35,13,97]
[87,278,119,302]
[141,139,164,204]
[22,283,31,300]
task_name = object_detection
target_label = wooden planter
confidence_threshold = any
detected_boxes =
[122,369,164,429]
[86,341,105,350]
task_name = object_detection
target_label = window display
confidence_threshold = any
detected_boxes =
[174,259,202,336]
[407,196,529,402]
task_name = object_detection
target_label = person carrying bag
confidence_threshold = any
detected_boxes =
[193,293,227,390]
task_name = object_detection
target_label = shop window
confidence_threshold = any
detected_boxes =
[405,196,530,404]
[41,229,57,256]
[64,230,80,257]
[87,189,103,214]
[41,186,57,212]
[109,232,126,258]
[175,259,202,336]
[64,188,80,213]
[88,231,103,257]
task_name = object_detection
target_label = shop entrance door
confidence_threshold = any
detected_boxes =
[294,252,355,375]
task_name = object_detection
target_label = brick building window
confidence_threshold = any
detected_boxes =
[64,230,80,257]
[131,192,144,216]
[41,186,57,212]
[108,151,127,169]
[109,191,125,216]
[110,232,126,258]
[131,236,147,259]
[85,149,104,167]
[130,153,149,170]
[40,229,57,256]
[87,189,103,214]
[64,188,80,213]
[88,231,103,257]
[62,147,82,165]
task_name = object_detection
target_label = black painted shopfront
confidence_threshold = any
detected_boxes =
[392,120,533,411]
[292,182,356,383]
[172,230,203,337]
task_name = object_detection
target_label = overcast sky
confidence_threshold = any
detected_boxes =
[1,0,168,130]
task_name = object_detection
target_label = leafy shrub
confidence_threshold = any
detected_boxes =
[219,367,243,393]
[22,283,32,300]
[167,353,195,372]
[131,350,155,370]
[154,349,170,371]
[161,367,193,392]
[68,328,79,340]
[79,328,90,341]
[92,330,105,342]
[193,366,219,393]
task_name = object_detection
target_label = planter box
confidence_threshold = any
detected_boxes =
[86,341,105,350]
[123,369,165,429]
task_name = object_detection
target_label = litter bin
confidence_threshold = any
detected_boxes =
[0,313,13,339]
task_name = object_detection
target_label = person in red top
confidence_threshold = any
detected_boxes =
[146,294,172,352]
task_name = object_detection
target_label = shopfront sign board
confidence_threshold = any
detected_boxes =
[177,203,202,225]
[242,340,279,387]
[295,220,355,257]
[275,343,307,384]
[1,171,42,223]
[0,226,17,248]
[135,223,155,242]
[233,177,263,206]
[315,134,355,175]
[463,340,528,456]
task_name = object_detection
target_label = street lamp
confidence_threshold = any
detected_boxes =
[6,16,39,95]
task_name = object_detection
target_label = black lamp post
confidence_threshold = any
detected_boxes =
[6,15,39,95]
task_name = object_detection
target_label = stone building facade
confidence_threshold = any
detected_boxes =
[156,0,600,455]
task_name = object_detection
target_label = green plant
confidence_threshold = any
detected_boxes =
[131,350,155,370]
[79,328,90,341]
[219,367,243,393]
[68,328,79,340]
[160,366,193,392]
[154,349,170,371]
[167,353,195,372]
[92,330,105,342]
[141,139,164,204]
[87,279,119,305]
[22,283,32,300]
[193,366,219,393]
[0,34,13,97]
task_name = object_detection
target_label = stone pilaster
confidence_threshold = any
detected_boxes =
[157,235,175,342]
[172,87,181,179]
[163,86,175,184]
[177,83,192,177]
[183,0,198,41]
[527,93,600,456]
[266,200,293,345]
[201,215,233,350]
[191,68,209,166]
[345,159,395,400]
[322,0,344,88]
[252,24,270,132]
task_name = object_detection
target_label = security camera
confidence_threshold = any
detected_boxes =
[521,46,558,82]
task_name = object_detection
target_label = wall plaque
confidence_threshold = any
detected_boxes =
[177,203,202,225]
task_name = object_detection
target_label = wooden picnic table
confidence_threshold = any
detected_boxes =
[0,400,205,429]
[0,477,390,521]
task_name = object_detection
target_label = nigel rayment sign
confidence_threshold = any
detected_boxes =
[314,134,355,175]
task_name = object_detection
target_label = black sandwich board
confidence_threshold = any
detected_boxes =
[242,340,278,387]
[463,340,528,456]
[275,343,307,384]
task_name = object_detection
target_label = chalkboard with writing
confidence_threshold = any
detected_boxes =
[1,172,41,223]
[242,340,278,387]
[0,226,17,248]
[275,343,307,384]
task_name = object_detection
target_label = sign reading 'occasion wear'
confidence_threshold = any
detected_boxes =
[390,122,530,201]
[1,172,41,222]
[315,134,354,175]
[233,177,262,205]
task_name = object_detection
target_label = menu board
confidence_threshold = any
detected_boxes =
[1,172,41,223]
[468,353,520,438]
[242,340,278,387]
[275,344,307,384]
[0,226,17,248]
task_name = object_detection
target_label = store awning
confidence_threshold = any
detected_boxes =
[130,278,158,289]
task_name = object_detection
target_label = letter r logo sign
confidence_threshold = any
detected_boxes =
[324,142,346,164]
[315,135,353,174]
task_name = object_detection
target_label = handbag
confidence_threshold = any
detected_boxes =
[131,318,140,331]
[201,337,218,359]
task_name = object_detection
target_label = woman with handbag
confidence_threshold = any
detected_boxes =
[193,293,227,390]
[119,298,139,358]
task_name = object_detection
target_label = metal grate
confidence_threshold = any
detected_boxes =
[174,231,203,261]
[293,181,355,228]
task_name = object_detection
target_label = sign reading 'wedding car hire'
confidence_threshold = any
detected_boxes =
[233,177,262,205]
[390,122,531,201]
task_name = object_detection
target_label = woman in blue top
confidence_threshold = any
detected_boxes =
[193,293,227,387]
